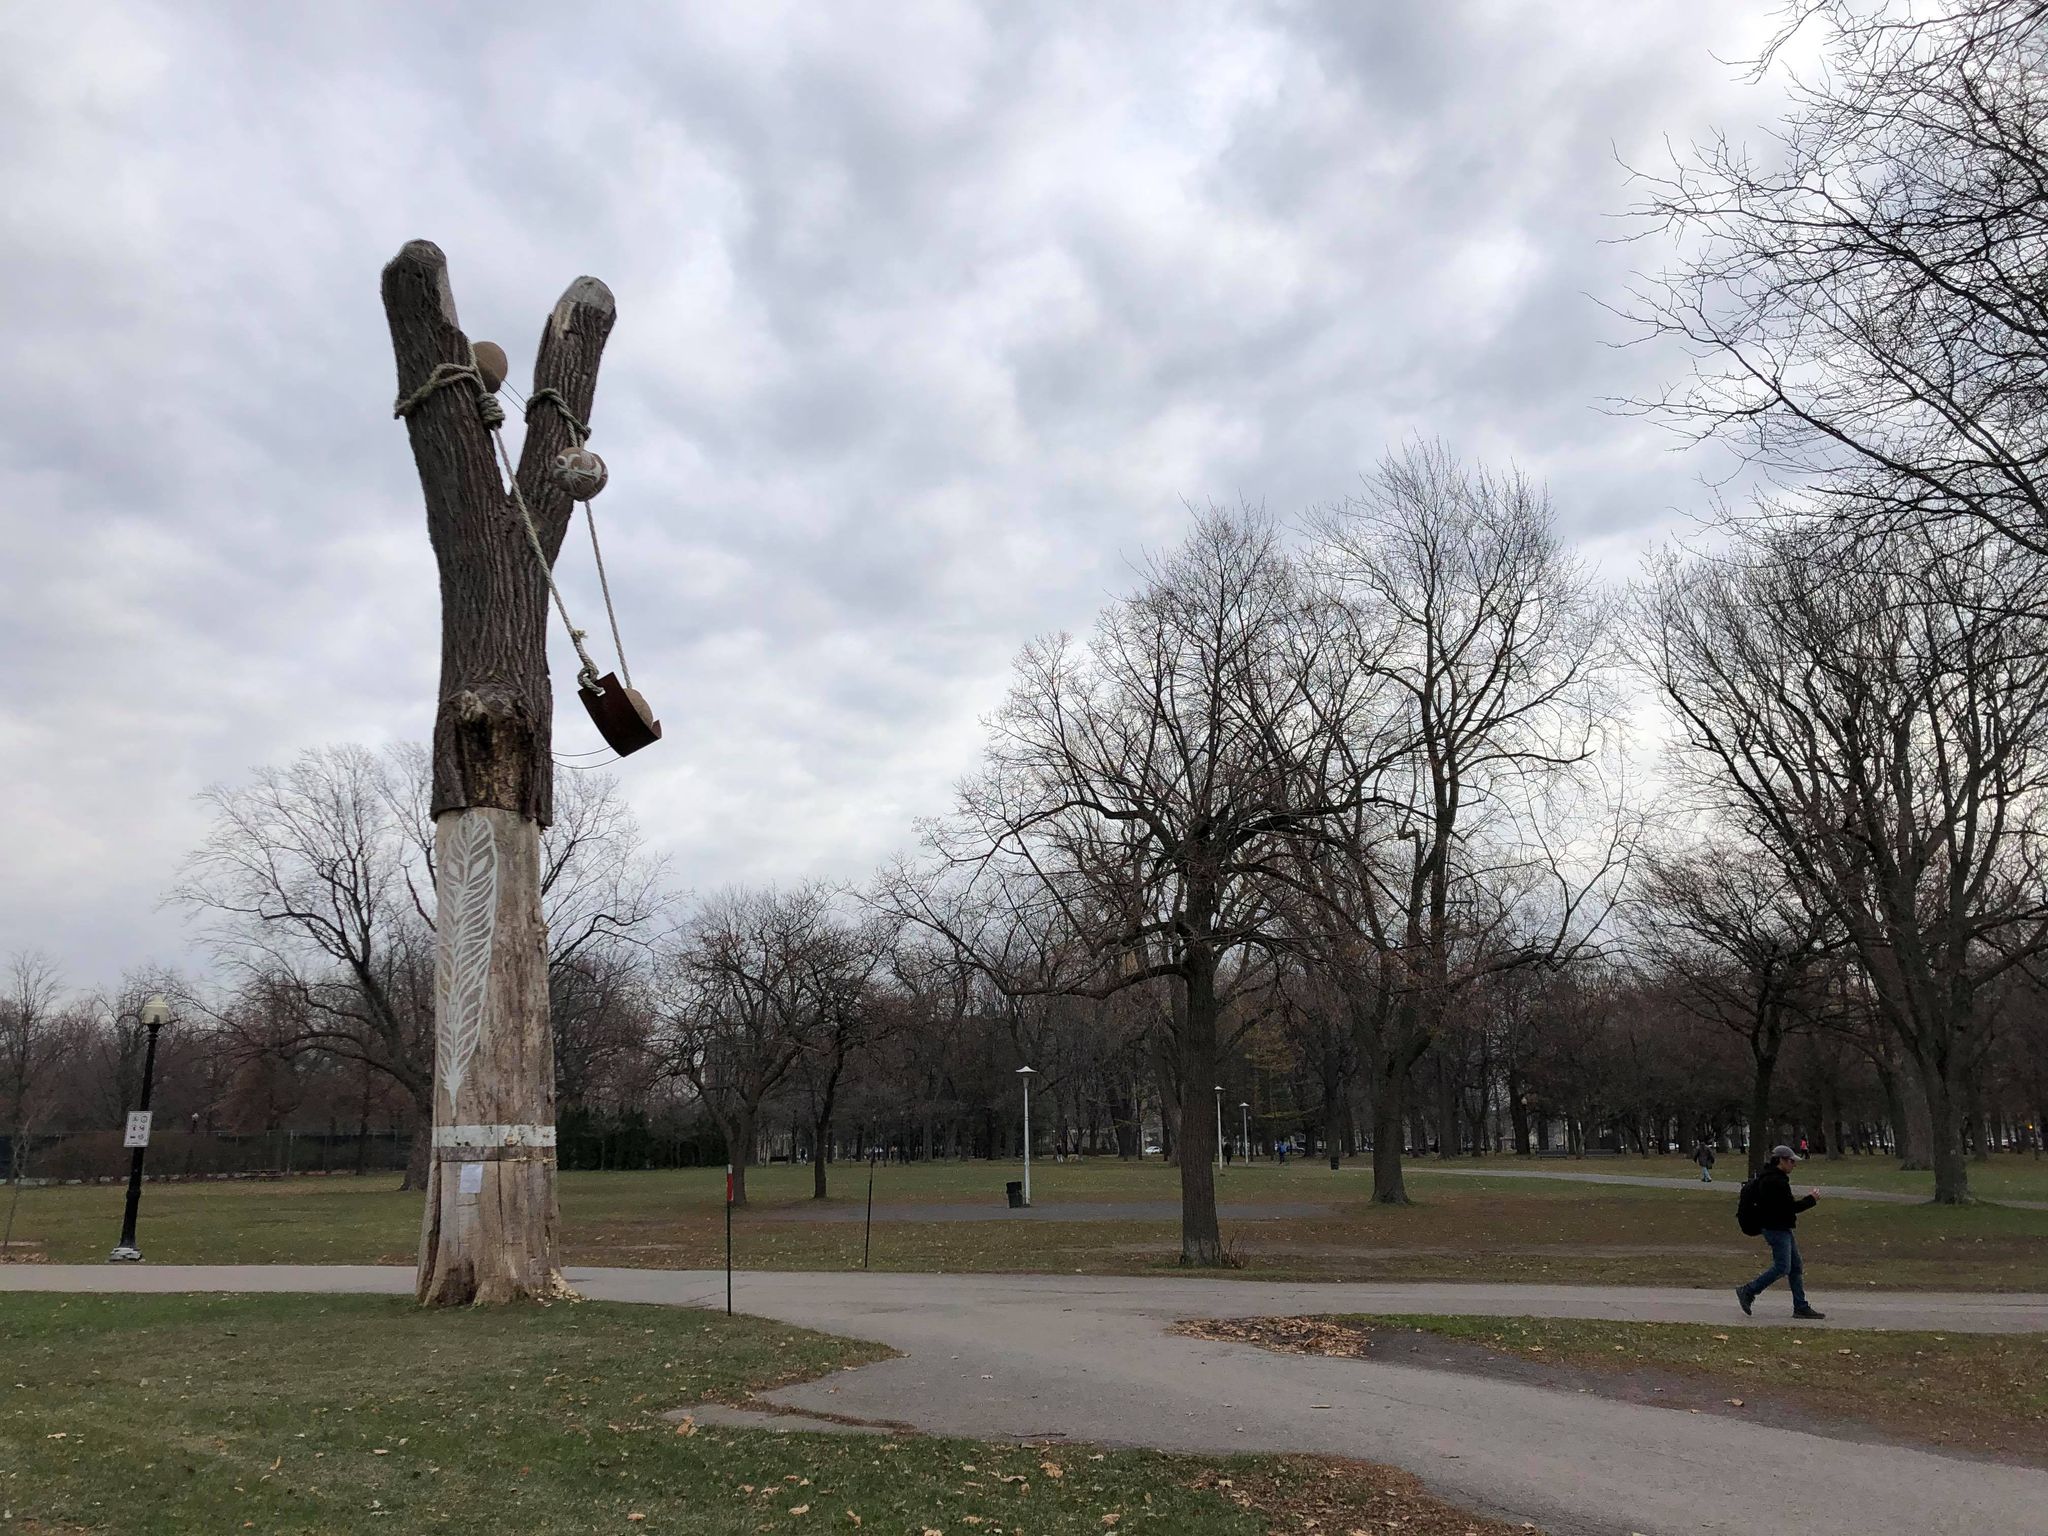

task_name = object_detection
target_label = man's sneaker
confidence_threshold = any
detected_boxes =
[1735,1286,1754,1316]
[1793,1307,1827,1320]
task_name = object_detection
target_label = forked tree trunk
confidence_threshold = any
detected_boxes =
[383,239,615,1304]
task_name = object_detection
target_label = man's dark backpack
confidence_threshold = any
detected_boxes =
[1736,1176,1764,1236]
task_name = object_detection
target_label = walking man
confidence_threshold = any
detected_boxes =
[1736,1144,1826,1319]
[1693,1139,1717,1183]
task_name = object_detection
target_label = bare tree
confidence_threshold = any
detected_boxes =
[1295,442,1629,1203]
[888,510,1381,1264]
[1,953,73,1254]
[789,912,896,1200]
[654,884,845,1207]
[1628,838,1842,1174]
[1640,523,2048,1201]
[177,744,660,1192]
[177,744,437,1186]
[1624,0,2048,566]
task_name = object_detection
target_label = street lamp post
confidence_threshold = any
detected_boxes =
[1017,1065,1036,1208]
[1240,1102,1251,1163]
[109,994,173,1263]
[1213,1085,1224,1169]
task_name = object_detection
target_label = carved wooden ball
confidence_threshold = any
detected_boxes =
[472,341,508,393]
[550,445,608,500]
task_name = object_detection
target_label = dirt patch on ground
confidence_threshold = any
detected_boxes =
[1186,1454,1538,1536]
[1175,1315,2048,1469]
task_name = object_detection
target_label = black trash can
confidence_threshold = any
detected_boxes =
[1330,1155,1341,1171]
[1005,1181,1024,1209]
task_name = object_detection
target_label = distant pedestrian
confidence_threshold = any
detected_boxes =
[1735,1144,1826,1320]
[1222,1140,1233,1166]
[1693,1140,1717,1183]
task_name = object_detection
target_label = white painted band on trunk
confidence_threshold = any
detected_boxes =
[433,1124,558,1148]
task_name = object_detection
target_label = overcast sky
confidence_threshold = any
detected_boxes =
[0,1,1791,989]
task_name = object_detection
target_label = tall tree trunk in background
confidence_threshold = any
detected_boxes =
[1920,1062,1973,1204]
[1747,1047,1780,1178]
[383,240,615,1304]
[1370,1052,1411,1204]
[1896,1074,1933,1171]
[1175,953,1225,1266]
[1507,1058,1531,1156]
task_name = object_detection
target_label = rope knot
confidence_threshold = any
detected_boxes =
[392,360,488,421]
[477,393,506,429]
[526,388,591,445]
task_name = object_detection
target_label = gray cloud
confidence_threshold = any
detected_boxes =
[0,0,1787,986]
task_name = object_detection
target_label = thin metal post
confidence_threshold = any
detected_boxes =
[1022,1077,1031,1207]
[863,1147,878,1269]
[111,1016,164,1260]
[724,1162,734,1316]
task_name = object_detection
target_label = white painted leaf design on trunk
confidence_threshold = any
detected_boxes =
[436,812,498,1112]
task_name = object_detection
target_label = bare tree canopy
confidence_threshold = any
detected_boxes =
[1624,0,2048,563]
[175,745,662,1193]
[1640,521,2048,1200]
[1293,441,1631,1203]
[889,509,1383,1264]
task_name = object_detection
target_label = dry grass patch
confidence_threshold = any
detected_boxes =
[1178,1313,2048,1466]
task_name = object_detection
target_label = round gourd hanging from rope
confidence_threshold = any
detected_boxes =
[550,445,608,500]
[471,340,658,759]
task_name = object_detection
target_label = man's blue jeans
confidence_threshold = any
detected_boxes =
[1743,1228,1807,1309]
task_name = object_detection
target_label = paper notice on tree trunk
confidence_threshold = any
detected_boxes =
[123,1111,152,1149]
[458,1162,484,1195]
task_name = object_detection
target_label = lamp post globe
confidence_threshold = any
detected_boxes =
[109,995,174,1263]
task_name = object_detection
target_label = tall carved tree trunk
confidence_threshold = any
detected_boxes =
[382,239,616,1305]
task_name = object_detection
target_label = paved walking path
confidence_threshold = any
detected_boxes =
[1404,1163,2048,1209]
[7,1266,2045,1533]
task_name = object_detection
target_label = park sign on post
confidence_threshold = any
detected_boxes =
[122,1112,152,1149]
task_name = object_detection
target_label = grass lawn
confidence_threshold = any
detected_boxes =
[4,1154,2045,1290]
[1178,1312,2048,1466]
[1501,1152,2048,1204]
[0,1292,1520,1536]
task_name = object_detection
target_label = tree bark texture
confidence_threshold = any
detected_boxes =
[1746,1049,1779,1179]
[1175,957,1224,1266]
[1371,1056,1409,1204]
[382,240,615,1304]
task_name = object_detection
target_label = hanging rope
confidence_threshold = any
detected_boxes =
[486,425,604,693]
[399,362,632,703]
[524,386,631,688]
[583,503,632,689]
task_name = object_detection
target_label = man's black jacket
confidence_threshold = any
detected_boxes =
[1751,1164,1817,1231]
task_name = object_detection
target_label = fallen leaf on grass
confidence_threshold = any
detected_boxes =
[1726,1398,1745,1407]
